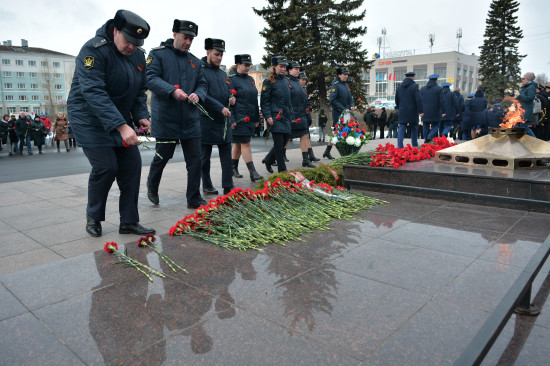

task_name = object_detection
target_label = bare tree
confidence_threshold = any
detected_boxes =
[40,56,57,116]
[535,73,548,86]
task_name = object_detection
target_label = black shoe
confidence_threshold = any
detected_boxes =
[86,215,102,237]
[187,199,208,209]
[323,146,335,160]
[223,187,233,195]
[119,223,156,235]
[302,152,315,167]
[28,152,33,155]
[232,159,243,178]
[147,189,159,205]
[262,158,274,174]
[308,148,320,162]
[203,186,218,195]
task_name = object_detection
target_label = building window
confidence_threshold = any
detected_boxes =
[44,95,50,101]
[33,107,41,114]
[2,71,11,77]
[413,67,427,80]
[4,83,12,89]
[20,107,29,113]
[30,84,38,89]
[32,95,40,101]
[28,60,36,66]
[16,72,25,78]
[30,72,38,78]
[54,73,62,78]
[41,73,48,78]
[2,59,10,65]
[56,95,63,101]
[434,66,447,78]
[457,67,461,76]
[469,83,473,93]
[7,107,16,114]
[5,95,14,101]
[52,62,60,68]
[469,71,473,78]
[18,83,25,89]
[55,84,63,90]
[394,69,407,81]
[15,60,24,66]
[19,95,27,101]
[41,61,48,67]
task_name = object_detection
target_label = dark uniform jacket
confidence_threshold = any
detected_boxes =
[395,77,423,124]
[329,77,354,124]
[146,39,208,140]
[469,89,488,127]
[228,70,260,137]
[288,75,309,132]
[260,74,293,134]
[363,110,377,126]
[453,91,465,121]
[67,20,149,147]
[199,57,233,144]
[8,119,17,142]
[318,113,328,127]
[378,109,387,126]
[441,86,459,122]
[387,109,399,126]
[420,80,445,122]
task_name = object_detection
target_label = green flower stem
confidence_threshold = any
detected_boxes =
[145,242,188,273]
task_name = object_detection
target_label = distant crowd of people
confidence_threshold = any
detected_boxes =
[0,112,77,155]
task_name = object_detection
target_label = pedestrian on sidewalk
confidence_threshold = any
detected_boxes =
[31,115,47,154]
[146,19,208,209]
[199,38,234,196]
[16,112,33,155]
[67,9,155,237]
[54,112,70,152]
[7,115,18,155]
[228,54,263,182]
[40,113,53,147]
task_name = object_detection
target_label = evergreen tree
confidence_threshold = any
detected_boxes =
[478,0,525,103]
[253,0,372,115]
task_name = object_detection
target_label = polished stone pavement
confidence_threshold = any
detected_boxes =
[1,140,550,365]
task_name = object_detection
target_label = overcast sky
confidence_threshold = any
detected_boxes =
[2,0,548,76]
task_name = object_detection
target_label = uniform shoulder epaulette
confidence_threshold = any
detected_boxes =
[138,47,146,53]
[151,45,165,51]
[91,38,108,48]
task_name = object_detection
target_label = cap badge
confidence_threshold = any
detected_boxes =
[189,24,193,28]
[137,28,143,34]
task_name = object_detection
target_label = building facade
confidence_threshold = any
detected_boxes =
[0,40,75,117]
[364,51,481,105]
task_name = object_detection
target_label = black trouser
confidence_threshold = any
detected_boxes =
[201,142,233,189]
[82,146,141,224]
[264,132,290,172]
[147,138,203,205]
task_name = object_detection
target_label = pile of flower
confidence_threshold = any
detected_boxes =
[329,109,370,155]
[170,179,384,250]
[369,137,456,168]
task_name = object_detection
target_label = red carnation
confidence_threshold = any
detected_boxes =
[296,118,301,123]
[350,118,355,122]
[230,89,237,96]
[358,98,362,101]
[174,84,180,89]
[122,140,130,148]
[276,115,281,120]
[306,108,310,114]
[104,242,118,253]
[244,116,250,122]
[137,237,147,247]
[342,132,348,137]
[361,129,366,133]
[279,110,282,114]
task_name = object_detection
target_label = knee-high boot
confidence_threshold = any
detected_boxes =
[246,161,263,182]
[232,159,243,178]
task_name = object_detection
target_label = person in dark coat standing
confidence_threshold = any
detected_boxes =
[228,54,263,182]
[363,107,377,139]
[31,115,47,154]
[325,66,355,159]
[146,19,208,208]
[199,38,234,196]
[7,115,18,155]
[420,74,445,143]
[440,82,459,137]
[469,89,488,139]
[535,85,549,140]
[516,72,537,137]
[452,88,465,139]
[15,112,33,155]
[461,93,474,140]
[299,71,320,163]
[386,109,399,138]
[67,9,155,237]
[395,71,423,148]
[377,107,387,139]
[260,56,293,173]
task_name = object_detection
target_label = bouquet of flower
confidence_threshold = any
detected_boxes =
[329,109,370,156]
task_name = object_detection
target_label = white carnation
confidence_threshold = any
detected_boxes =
[331,136,339,144]
[346,136,355,145]
[354,138,362,147]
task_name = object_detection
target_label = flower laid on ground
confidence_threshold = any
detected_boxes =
[174,84,213,120]
[137,234,188,273]
[104,241,165,282]
[369,136,456,168]
[169,179,385,250]
[328,109,370,156]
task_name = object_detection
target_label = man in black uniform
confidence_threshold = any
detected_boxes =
[67,9,155,237]
[146,20,208,209]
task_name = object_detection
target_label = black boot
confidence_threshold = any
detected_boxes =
[302,152,315,167]
[323,145,335,160]
[232,159,243,178]
[246,161,263,182]
[262,157,274,174]
[308,148,320,162]
[283,148,289,162]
